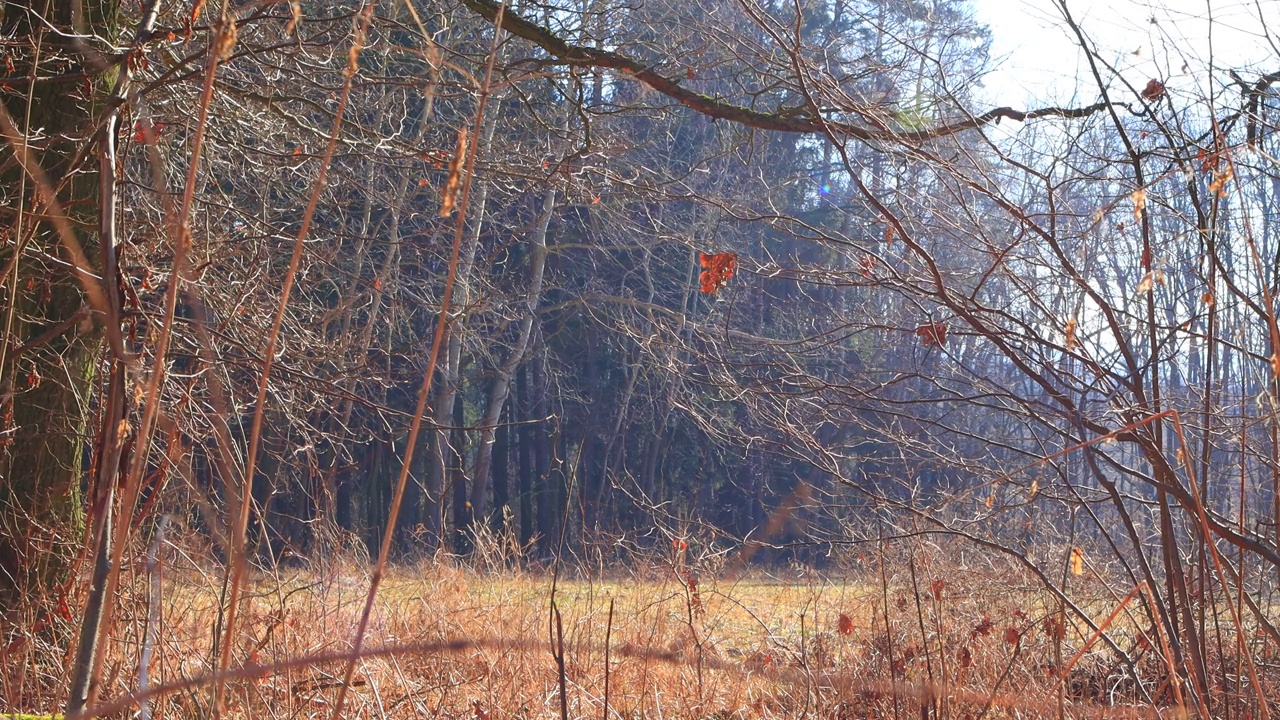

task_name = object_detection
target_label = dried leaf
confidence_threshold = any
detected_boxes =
[1070,547,1085,576]
[915,322,947,347]
[1208,166,1233,197]
[1043,615,1067,642]
[971,616,994,638]
[284,0,301,34]
[929,578,945,602]
[1137,271,1154,294]
[859,255,875,277]
[1131,188,1147,220]
[1141,78,1165,100]
[214,19,238,62]
[189,0,207,27]
[132,119,166,144]
[1065,317,1078,352]
[699,252,738,294]
[837,613,854,636]
[440,128,468,217]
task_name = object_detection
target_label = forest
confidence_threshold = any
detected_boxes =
[2,0,1280,717]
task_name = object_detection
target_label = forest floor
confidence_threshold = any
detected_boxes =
[3,550,1198,719]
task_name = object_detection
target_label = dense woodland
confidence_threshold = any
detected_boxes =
[3,0,1280,715]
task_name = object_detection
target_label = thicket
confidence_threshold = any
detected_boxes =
[1,0,1279,716]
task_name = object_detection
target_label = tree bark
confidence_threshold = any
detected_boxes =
[0,0,115,605]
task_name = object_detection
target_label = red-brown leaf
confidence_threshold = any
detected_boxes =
[916,322,947,347]
[929,578,945,602]
[837,613,854,636]
[699,252,737,294]
[971,615,994,638]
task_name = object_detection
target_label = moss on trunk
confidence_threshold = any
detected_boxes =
[0,0,114,604]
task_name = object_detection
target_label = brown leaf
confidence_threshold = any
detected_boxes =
[971,615,994,638]
[1141,78,1165,100]
[440,128,469,217]
[699,252,738,294]
[929,578,945,602]
[1043,615,1067,642]
[213,19,238,62]
[1131,188,1147,220]
[859,255,875,277]
[838,613,854,636]
[915,322,947,347]
[1208,165,1233,197]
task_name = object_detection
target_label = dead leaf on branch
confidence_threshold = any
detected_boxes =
[440,128,468,217]
[699,252,737,294]
[1131,188,1147,220]
[837,613,854,636]
[1208,165,1233,197]
[915,322,947,347]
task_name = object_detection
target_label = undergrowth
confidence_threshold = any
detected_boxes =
[0,539,1270,719]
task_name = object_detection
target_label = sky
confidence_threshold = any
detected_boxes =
[968,0,1280,109]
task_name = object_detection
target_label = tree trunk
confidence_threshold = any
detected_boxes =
[0,0,114,605]
[491,405,510,533]
[532,351,554,555]
[449,394,469,553]
[427,108,499,552]
[467,189,554,533]
[517,364,535,547]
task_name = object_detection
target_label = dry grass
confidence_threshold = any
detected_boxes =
[0,544,1232,719]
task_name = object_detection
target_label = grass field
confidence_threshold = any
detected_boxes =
[0,548,1202,719]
